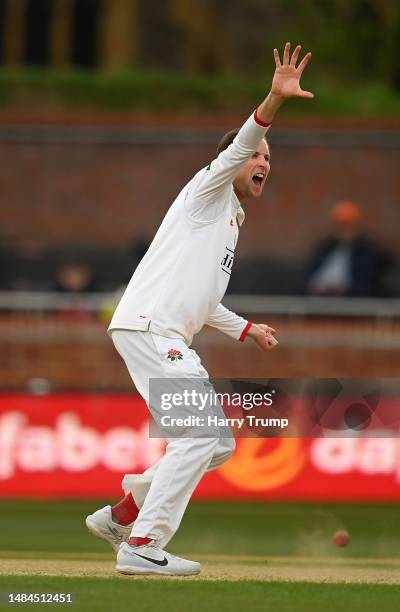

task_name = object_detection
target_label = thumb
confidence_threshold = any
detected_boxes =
[299,89,314,99]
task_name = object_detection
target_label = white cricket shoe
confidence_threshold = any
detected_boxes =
[116,541,201,576]
[85,505,131,552]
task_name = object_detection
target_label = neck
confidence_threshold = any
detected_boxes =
[233,186,246,206]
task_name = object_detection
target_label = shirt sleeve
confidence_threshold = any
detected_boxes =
[205,303,253,341]
[185,110,271,221]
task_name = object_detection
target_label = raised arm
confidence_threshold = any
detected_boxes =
[187,43,313,212]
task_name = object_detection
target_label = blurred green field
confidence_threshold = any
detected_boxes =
[1,500,400,611]
[1,499,400,558]
[1,68,400,116]
[1,576,400,612]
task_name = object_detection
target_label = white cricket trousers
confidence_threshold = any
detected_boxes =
[111,330,235,548]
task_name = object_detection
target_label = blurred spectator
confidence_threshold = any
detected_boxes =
[53,261,97,293]
[304,201,391,297]
[50,260,98,321]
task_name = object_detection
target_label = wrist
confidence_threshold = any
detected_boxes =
[245,323,259,339]
[256,92,284,125]
[268,90,285,104]
[239,321,253,342]
[266,91,286,113]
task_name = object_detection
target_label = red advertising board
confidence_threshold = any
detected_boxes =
[1,393,400,501]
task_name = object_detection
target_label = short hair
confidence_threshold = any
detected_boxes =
[216,128,269,156]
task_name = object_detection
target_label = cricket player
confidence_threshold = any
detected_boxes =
[86,43,313,575]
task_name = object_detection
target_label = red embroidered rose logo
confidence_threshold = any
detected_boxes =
[167,349,183,362]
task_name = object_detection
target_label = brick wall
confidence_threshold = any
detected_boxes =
[1,316,399,391]
[1,127,399,260]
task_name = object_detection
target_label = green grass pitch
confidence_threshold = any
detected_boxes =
[1,500,400,611]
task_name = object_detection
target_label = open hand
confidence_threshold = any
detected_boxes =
[247,324,278,352]
[271,42,314,100]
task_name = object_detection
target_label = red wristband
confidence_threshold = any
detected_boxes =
[254,109,271,128]
[239,321,253,342]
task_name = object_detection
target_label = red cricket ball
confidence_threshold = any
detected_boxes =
[333,529,350,547]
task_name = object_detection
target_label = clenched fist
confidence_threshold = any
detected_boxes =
[247,323,278,351]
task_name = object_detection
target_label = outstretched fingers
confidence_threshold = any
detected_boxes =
[297,51,312,74]
[283,41,290,65]
[273,48,281,68]
[290,44,302,66]
[272,43,314,100]
[275,43,311,71]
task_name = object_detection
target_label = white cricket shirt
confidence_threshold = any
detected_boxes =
[109,111,270,346]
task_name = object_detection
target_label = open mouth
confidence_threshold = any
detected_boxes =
[252,172,264,188]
